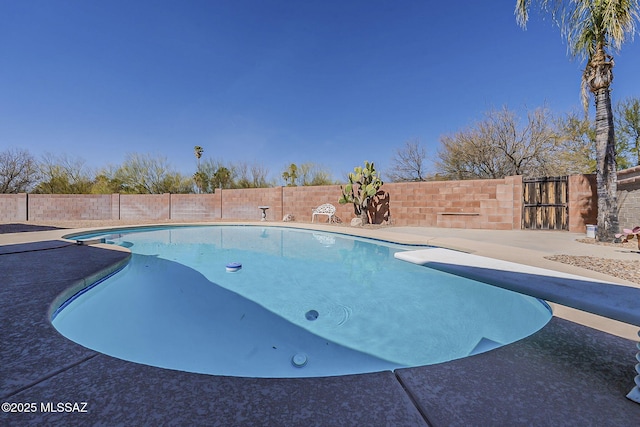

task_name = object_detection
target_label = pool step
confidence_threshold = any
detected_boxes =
[469,337,502,356]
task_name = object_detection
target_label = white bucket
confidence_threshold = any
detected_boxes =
[586,224,597,238]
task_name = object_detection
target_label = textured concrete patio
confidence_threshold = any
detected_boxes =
[1,224,640,425]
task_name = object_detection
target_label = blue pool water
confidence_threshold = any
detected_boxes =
[53,226,551,378]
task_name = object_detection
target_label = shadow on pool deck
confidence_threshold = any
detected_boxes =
[1,240,639,426]
[0,223,67,234]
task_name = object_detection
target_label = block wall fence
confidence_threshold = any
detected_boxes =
[0,173,610,232]
[617,166,640,228]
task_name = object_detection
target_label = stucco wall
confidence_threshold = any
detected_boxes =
[568,174,597,233]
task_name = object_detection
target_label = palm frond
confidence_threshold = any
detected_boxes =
[517,0,639,58]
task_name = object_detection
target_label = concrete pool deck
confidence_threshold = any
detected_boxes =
[1,222,640,425]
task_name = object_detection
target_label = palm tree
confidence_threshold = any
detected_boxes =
[516,0,640,240]
[282,163,298,186]
[194,146,204,168]
[193,146,205,193]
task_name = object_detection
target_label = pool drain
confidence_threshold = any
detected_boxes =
[305,310,319,321]
[291,353,308,367]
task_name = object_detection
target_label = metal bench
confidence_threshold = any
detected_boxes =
[312,203,336,223]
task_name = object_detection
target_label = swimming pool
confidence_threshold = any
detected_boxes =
[53,225,551,378]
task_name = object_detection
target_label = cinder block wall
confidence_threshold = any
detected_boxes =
[617,166,640,228]
[220,187,283,222]
[281,185,352,223]
[28,194,113,221]
[170,194,219,220]
[0,174,605,232]
[120,194,171,220]
[277,176,523,229]
[380,175,523,230]
[0,177,527,229]
[0,194,27,221]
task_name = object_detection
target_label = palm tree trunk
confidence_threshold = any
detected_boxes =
[594,87,619,241]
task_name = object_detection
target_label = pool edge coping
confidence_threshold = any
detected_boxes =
[2,223,640,424]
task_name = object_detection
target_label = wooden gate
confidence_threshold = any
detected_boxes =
[522,176,568,230]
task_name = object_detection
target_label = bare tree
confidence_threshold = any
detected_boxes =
[115,153,191,194]
[33,153,94,194]
[387,139,428,182]
[233,161,271,188]
[250,163,271,188]
[0,148,39,193]
[556,112,597,174]
[557,110,634,173]
[281,162,335,186]
[435,107,563,179]
[615,97,640,166]
[235,162,251,188]
[298,163,335,186]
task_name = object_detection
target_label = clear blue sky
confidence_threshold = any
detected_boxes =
[2,0,639,182]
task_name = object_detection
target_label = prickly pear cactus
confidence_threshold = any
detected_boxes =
[339,161,383,224]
